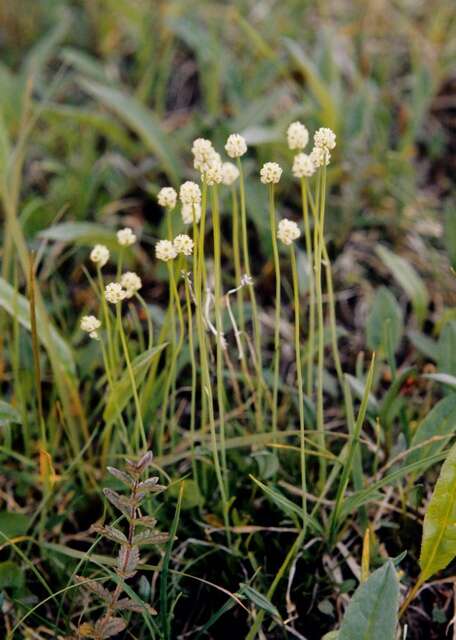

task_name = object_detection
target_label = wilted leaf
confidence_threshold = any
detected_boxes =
[106,467,134,488]
[117,544,140,578]
[419,439,456,582]
[79,622,96,638]
[366,286,403,353]
[95,616,127,638]
[133,530,169,546]
[114,596,156,615]
[338,561,399,640]
[75,575,112,602]
[91,524,128,545]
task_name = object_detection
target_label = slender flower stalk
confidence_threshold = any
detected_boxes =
[268,183,281,443]
[237,157,264,431]
[115,302,147,451]
[183,272,198,485]
[290,243,307,523]
[300,178,316,396]
[96,265,116,369]
[211,185,228,488]
[136,292,153,350]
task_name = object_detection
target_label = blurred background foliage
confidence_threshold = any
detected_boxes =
[0,0,454,260]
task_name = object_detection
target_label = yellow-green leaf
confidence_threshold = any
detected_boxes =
[419,439,456,582]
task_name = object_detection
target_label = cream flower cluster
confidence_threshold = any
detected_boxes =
[155,239,177,262]
[221,162,239,186]
[292,153,316,178]
[117,227,136,246]
[157,187,177,210]
[90,244,110,268]
[174,234,194,256]
[287,121,309,150]
[80,315,101,339]
[181,203,201,225]
[180,181,201,206]
[277,218,301,245]
[192,138,217,173]
[314,127,336,150]
[202,153,223,186]
[260,162,282,185]
[225,133,247,158]
[120,272,142,298]
[309,146,331,168]
[105,282,127,304]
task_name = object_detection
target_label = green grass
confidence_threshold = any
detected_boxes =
[1,1,456,639]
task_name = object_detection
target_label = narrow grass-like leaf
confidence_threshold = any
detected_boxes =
[39,222,118,248]
[240,583,280,619]
[338,561,399,640]
[79,78,183,185]
[0,401,22,427]
[419,439,456,582]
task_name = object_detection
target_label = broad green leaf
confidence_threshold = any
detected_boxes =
[423,373,456,390]
[0,561,25,590]
[0,512,29,540]
[338,561,399,640]
[438,321,456,377]
[168,479,204,510]
[0,277,75,376]
[103,344,167,425]
[240,584,280,619]
[39,222,118,249]
[0,401,22,427]
[79,78,183,185]
[407,394,456,469]
[376,245,428,327]
[408,330,440,361]
[419,439,456,582]
[366,286,403,353]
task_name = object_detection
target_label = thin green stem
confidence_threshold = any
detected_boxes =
[211,185,228,489]
[136,292,153,350]
[97,266,115,370]
[116,303,147,451]
[300,177,315,397]
[290,245,307,524]
[184,274,198,487]
[268,183,281,443]
[237,158,263,431]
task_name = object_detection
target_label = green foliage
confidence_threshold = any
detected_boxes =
[366,286,403,354]
[338,561,399,640]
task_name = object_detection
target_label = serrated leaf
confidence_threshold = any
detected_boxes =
[114,596,157,615]
[91,524,128,545]
[133,530,169,546]
[338,561,399,640]
[75,576,112,602]
[102,489,133,519]
[106,467,134,488]
[407,394,456,469]
[376,245,428,328]
[366,286,403,353]
[95,617,127,638]
[117,544,140,578]
[419,439,456,582]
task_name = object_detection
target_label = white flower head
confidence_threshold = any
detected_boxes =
[202,152,223,185]
[287,121,309,150]
[155,239,177,262]
[225,133,247,158]
[120,271,142,298]
[117,227,136,247]
[192,138,218,173]
[277,218,301,245]
[179,181,201,206]
[174,234,194,256]
[157,187,177,210]
[181,203,201,225]
[90,244,110,268]
[260,162,282,185]
[309,146,331,168]
[314,127,336,150]
[105,282,127,304]
[292,153,316,178]
[80,315,101,340]
[221,162,239,186]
